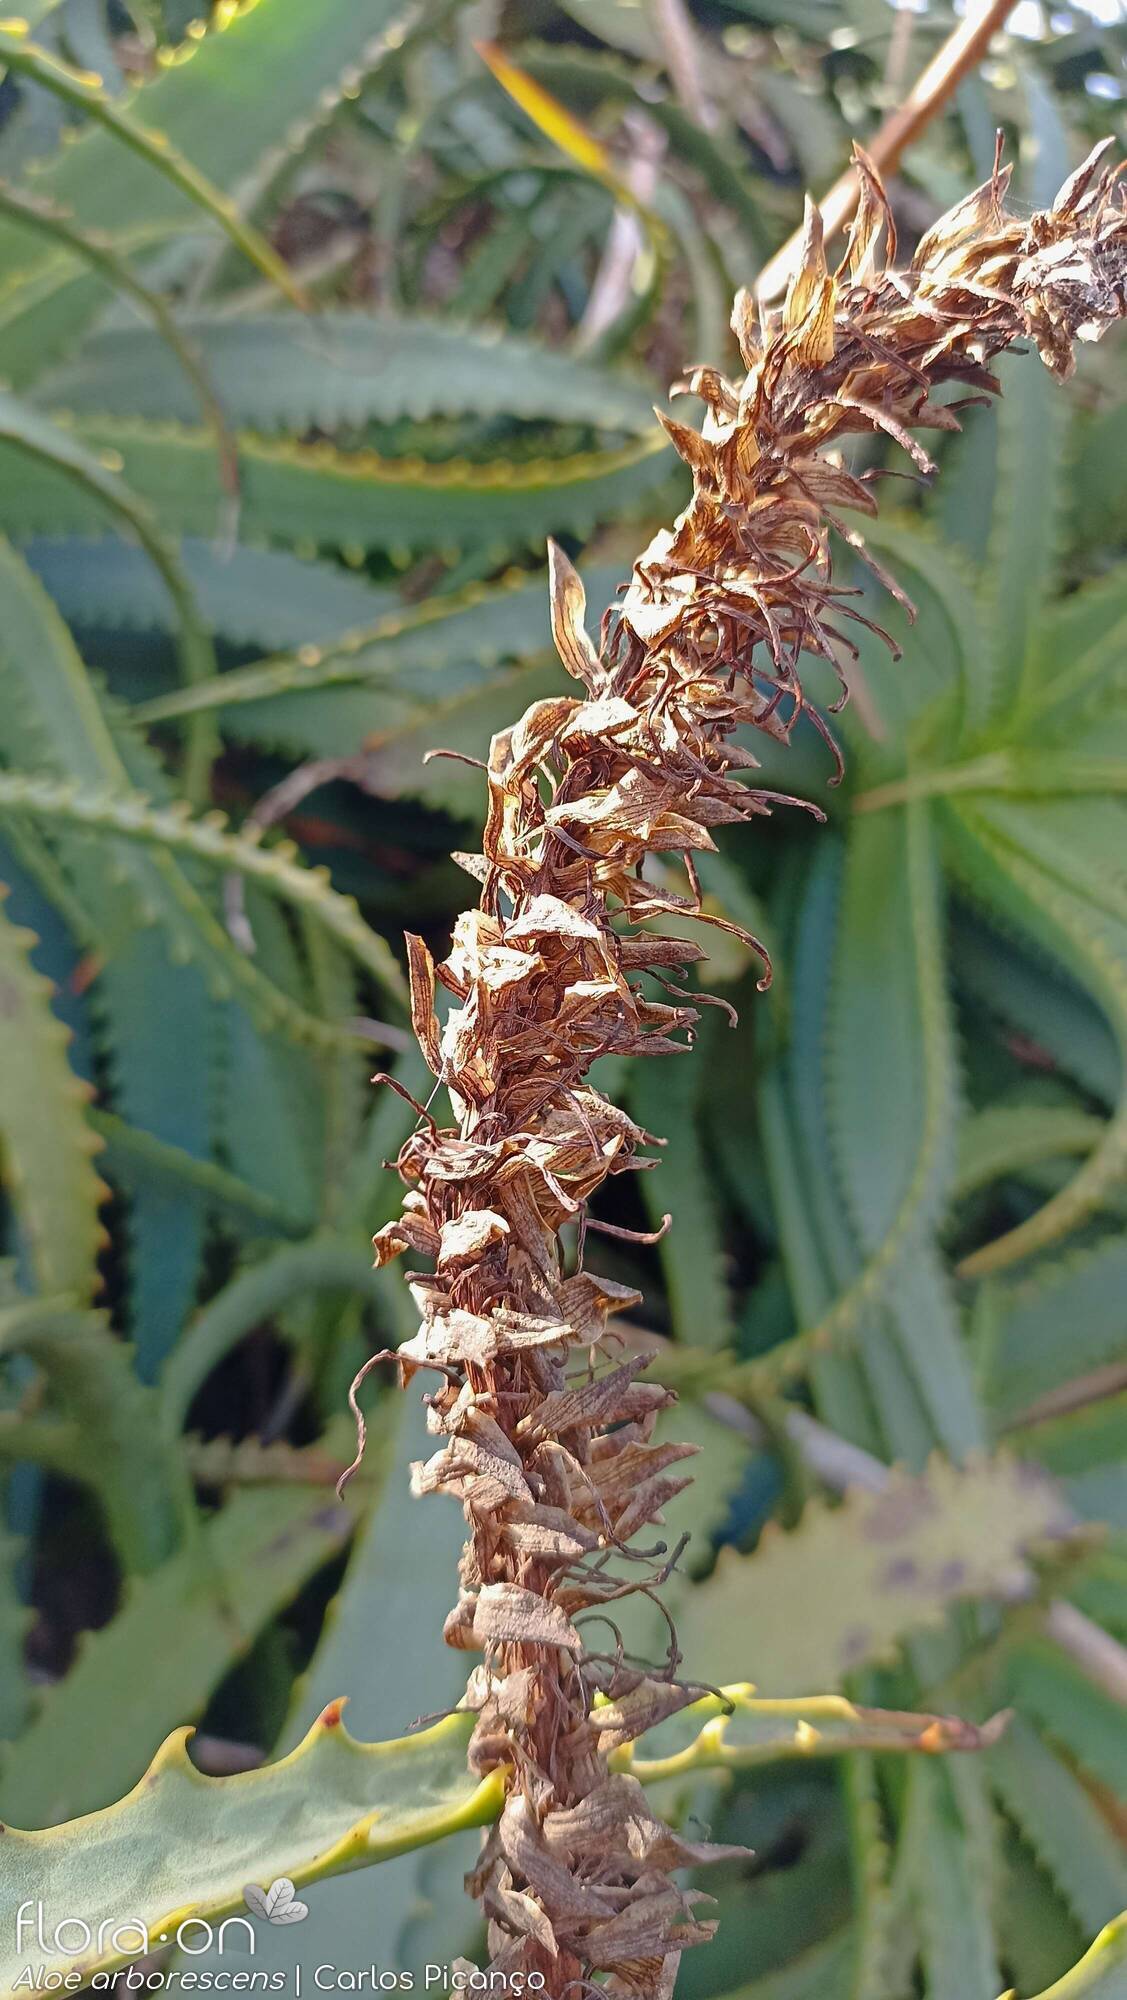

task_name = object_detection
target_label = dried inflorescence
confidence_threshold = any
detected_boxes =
[346,142,1126,1997]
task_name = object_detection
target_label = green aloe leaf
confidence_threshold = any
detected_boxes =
[0,418,675,555]
[96,959,213,1380]
[1007,1638,1127,1802]
[217,658,566,798]
[0,1531,32,1747]
[0,893,105,1299]
[0,1298,189,1570]
[87,1110,305,1238]
[0,401,209,670]
[709,1933,857,2000]
[988,1721,1127,1943]
[0,25,299,304]
[1014,568,1127,740]
[852,516,990,757]
[24,535,398,650]
[951,906,1119,1107]
[672,1452,1075,1695]
[0,1710,503,2000]
[755,840,887,1452]
[0,1708,500,2000]
[996,1823,1086,1999]
[36,312,659,435]
[1069,398,1127,556]
[0,771,406,1005]
[979,347,1068,728]
[0,537,216,1361]
[215,1398,479,1983]
[0,396,217,793]
[0,550,360,1056]
[158,1238,391,1436]
[955,1105,1105,1204]
[829,807,950,1252]
[0,1471,366,1832]
[969,72,1069,731]
[903,1757,1000,2000]
[518,46,771,264]
[0,0,410,382]
[631,1048,735,1352]
[946,804,1127,1276]
[841,1749,905,2000]
[0,177,237,499]
[0,1682,1011,1999]
[1018,1916,1127,1999]
[982,1236,1127,1430]
[813,802,981,1457]
[134,563,625,726]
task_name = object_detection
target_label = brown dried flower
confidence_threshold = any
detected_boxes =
[345,142,1125,1998]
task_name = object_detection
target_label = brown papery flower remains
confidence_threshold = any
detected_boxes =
[343,142,1126,1998]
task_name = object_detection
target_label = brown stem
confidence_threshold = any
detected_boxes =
[756,0,1019,300]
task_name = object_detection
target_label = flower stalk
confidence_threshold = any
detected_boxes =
[345,141,1125,1998]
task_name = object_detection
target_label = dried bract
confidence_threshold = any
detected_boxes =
[346,144,1125,1997]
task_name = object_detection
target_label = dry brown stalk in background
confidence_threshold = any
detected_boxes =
[755,0,1019,300]
[342,142,1126,1999]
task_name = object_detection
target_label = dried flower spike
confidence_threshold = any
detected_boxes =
[347,142,1125,1999]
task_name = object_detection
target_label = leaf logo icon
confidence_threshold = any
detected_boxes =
[243,1879,309,1925]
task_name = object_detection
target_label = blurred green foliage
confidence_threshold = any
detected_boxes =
[0,0,1127,1993]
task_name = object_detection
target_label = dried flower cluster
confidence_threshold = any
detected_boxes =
[346,141,1125,1998]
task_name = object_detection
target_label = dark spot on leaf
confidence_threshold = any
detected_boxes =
[839,1626,872,1665]
[864,1484,939,1541]
[1016,1462,1047,1487]
[881,1556,919,1588]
